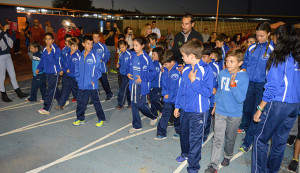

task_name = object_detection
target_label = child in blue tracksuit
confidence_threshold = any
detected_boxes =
[36,33,61,115]
[174,40,213,173]
[239,22,275,153]
[215,37,229,70]
[251,24,300,173]
[149,47,164,116]
[204,49,249,173]
[116,40,131,109]
[72,35,106,127]
[201,46,220,143]
[56,37,80,110]
[155,50,181,140]
[92,31,113,101]
[56,34,72,109]
[25,41,46,102]
[126,36,158,133]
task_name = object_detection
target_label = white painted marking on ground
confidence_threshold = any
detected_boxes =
[173,132,214,173]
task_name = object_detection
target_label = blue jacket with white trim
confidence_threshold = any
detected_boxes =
[61,46,70,72]
[32,51,44,76]
[175,60,214,113]
[209,59,220,107]
[118,49,131,75]
[126,50,157,95]
[262,55,300,103]
[93,42,111,73]
[75,50,102,90]
[65,50,80,77]
[37,43,61,74]
[241,40,275,83]
[161,62,181,103]
[151,60,162,88]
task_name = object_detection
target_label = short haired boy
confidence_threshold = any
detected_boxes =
[147,33,158,56]
[174,40,214,172]
[215,37,229,69]
[204,49,249,173]
[73,35,106,127]
[155,50,181,140]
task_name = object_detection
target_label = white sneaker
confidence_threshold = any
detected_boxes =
[64,100,70,107]
[38,109,50,115]
[150,118,158,126]
[40,100,44,103]
[128,127,142,133]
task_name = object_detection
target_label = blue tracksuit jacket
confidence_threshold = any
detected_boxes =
[161,62,181,103]
[118,49,131,75]
[37,43,61,74]
[93,42,110,73]
[65,50,80,77]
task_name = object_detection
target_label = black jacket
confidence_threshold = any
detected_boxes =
[171,29,203,64]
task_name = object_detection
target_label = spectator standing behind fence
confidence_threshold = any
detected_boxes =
[103,21,121,74]
[202,28,210,43]
[165,28,174,50]
[151,21,161,39]
[57,19,81,50]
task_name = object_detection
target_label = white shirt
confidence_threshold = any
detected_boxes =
[152,27,161,39]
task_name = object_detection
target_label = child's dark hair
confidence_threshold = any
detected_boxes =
[266,23,300,71]
[147,33,158,42]
[251,22,271,57]
[248,35,257,42]
[68,37,79,46]
[133,36,148,53]
[118,40,128,48]
[118,34,125,40]
[44,32,54,39]
[211,48,222,61]
[215,36,224,42]
[203,43,213,55]
[30,41,39,50]
[160,50,174,64]
[153,47,164,58]
[179,40,204,59]
[226,49,244,62]
[82,35,93,42]
[92,31,100,35]
[157,39,167,49]
[64,34,72,40]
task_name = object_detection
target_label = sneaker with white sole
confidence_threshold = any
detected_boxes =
[128,127,142,133]
[38,109,50,115]
[73,119,85,126]
[154,135,167,140]
[150,118,158,126]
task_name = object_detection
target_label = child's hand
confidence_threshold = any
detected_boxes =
[67,69,70,73]
[188,68,198,83]
[135,75,141,84]
[116,64,120,68]
[253,110,262,122]
[213,88,217,95]
[174,108,180,118]
[35,69,39,75]
[211,106,216,115]
[91,81,94,85]
[230,73,237,85]
[164,95,169,99]
[177,64,184,74]
[127,73,134,80]
[60,71,63,76]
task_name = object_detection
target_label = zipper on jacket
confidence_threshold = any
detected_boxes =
[252,44,263,81]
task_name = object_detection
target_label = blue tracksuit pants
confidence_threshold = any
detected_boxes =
[43,74,61,111]
[203,107,214,142]
[76,89,106,121]
[117,75,131,107]
[99,73,113,98]
[131,84,157,129]
[149,87,163,116]
[156,102,180,137]
[28,73,47,102]
[252,101,300,173]
[58,75,78,106]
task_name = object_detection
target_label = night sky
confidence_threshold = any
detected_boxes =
[1,0,300,16]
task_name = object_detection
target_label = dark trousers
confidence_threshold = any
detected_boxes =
[131,84,156,129]
[117,75,131,107]
[28,73,46,101]
[14,39,20,53]
[99,73,113,97]
[203,107,214,142]
[156,102,180,137]
[252,101,300,173]
[76,89,105,121]
[149,87,163,116]
[180,110,206,173]
[43,74,61,111]
[242,82,265,148]
[58,75,78,106]
[117,69,122,88]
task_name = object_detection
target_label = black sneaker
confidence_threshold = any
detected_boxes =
[288,159,298,173]
[105,94,114,101]
[221,158,230,167]
[168,122,174,127]
[204,166,217,173]
[287,135,297,146]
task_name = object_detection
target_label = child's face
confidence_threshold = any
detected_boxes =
[247,38,256,47]
[181,52,194,64]
[82,40,93,52]
[202,54,210,64]
[256,30,270,44]
[70,44,78,53]
[45,35,54,46]
[29,46,38,53]
[92,34,100,43]
[225,56,243,74]
[119,44,127,53]
[65,37,71,47]
[152,52,159,61]
[149,38,156,45]
[163,61,174,70]
[210,53,219,61]
[133,40,144,54]
[215,40,223,48]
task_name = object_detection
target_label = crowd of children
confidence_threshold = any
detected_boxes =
[20,20,300,173]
